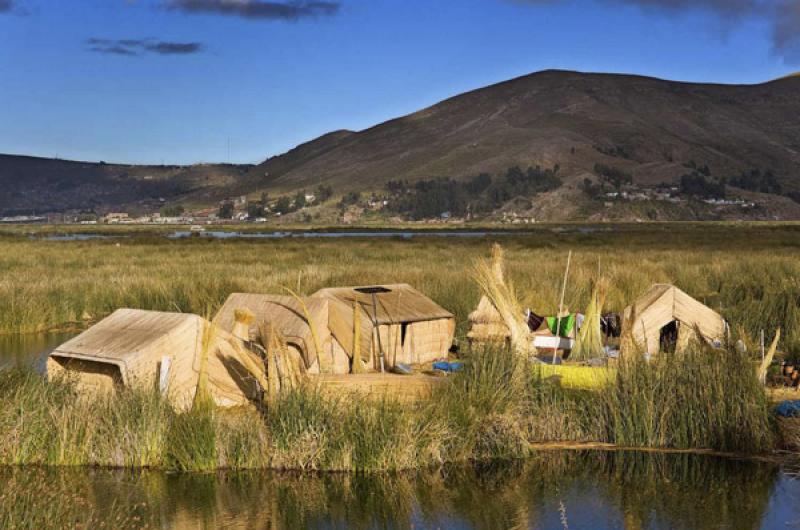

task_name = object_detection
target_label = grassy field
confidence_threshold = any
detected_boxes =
[2,223,800,353]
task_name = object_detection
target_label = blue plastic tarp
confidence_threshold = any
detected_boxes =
[775,400,800,418]
[432,361,464,373]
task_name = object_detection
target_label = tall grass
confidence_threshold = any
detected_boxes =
[0,340,779,473]
[599,346,774,452]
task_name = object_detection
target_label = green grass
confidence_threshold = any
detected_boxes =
[599,346,774,452]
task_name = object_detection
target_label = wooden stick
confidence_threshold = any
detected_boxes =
[552,251,572,364]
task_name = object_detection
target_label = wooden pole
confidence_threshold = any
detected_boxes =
[552,251,572,364]
[371,292,386,373]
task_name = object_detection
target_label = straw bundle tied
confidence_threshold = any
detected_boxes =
[472,244,531,357]
[572,279,607,362]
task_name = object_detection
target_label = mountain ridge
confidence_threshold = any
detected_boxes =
[2,69,800,219]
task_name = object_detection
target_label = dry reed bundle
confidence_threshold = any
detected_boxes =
[757,328,780,384]
[282,286,329,373]
[472,244,531,357]
[258,322,302,402]
[572,280,607,362]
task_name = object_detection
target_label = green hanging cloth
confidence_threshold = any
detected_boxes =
[546,314,576,337]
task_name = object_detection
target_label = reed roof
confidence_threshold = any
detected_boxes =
[311,284,453,324]
[52,309,201,365]
[215,293,335,363]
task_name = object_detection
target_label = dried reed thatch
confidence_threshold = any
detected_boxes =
[193,319,215,410]
[283,286,328,373]
[351,301,368,374]
[258,322,302,402]
[471,244,531,356]
[571,279,607,362]
[467,296,511,343]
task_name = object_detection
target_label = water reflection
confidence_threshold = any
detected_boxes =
[2,451,798,529]
[0,332,74,371]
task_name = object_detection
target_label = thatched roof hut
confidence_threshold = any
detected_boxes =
[215,293,354,374]
[622,284,727,356]
[311,284,455,367]
[47,309,262,410]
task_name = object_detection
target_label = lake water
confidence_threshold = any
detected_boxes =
[3,336,800,529]
[0,332,74,372]
[31,226,611,241]
[2,451,799,529]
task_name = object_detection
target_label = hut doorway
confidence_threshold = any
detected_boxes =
[659,321,679,354]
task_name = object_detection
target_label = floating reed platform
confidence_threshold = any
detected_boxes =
[311,373,445,402]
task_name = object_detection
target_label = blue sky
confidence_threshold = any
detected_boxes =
[1,0,798,165]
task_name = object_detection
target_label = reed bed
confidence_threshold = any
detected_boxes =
[0,340,777,473]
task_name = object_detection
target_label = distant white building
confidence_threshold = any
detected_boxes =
[104,212,129,224]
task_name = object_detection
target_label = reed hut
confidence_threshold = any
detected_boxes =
[311,284,455,367]
[621,284,727,356]
[214,293,356,375]
[47,309,262,410]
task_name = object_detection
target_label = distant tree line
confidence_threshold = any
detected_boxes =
[581,164,634,198]
[729,168,782,195]
[385,165,562,219]
[679,172,726,199]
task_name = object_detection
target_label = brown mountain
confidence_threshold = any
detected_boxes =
[3,70,800,218]
[249,70,800,194]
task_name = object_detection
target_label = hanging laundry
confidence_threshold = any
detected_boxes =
[526,309,545,331]
[546,314,576,337]
[601,313,622,338]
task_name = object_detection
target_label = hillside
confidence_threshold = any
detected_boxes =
[249,70,800,193]
[3,70,800,219]
[0,155,252,214]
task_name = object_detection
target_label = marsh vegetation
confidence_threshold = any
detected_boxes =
[0,223,796,473]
